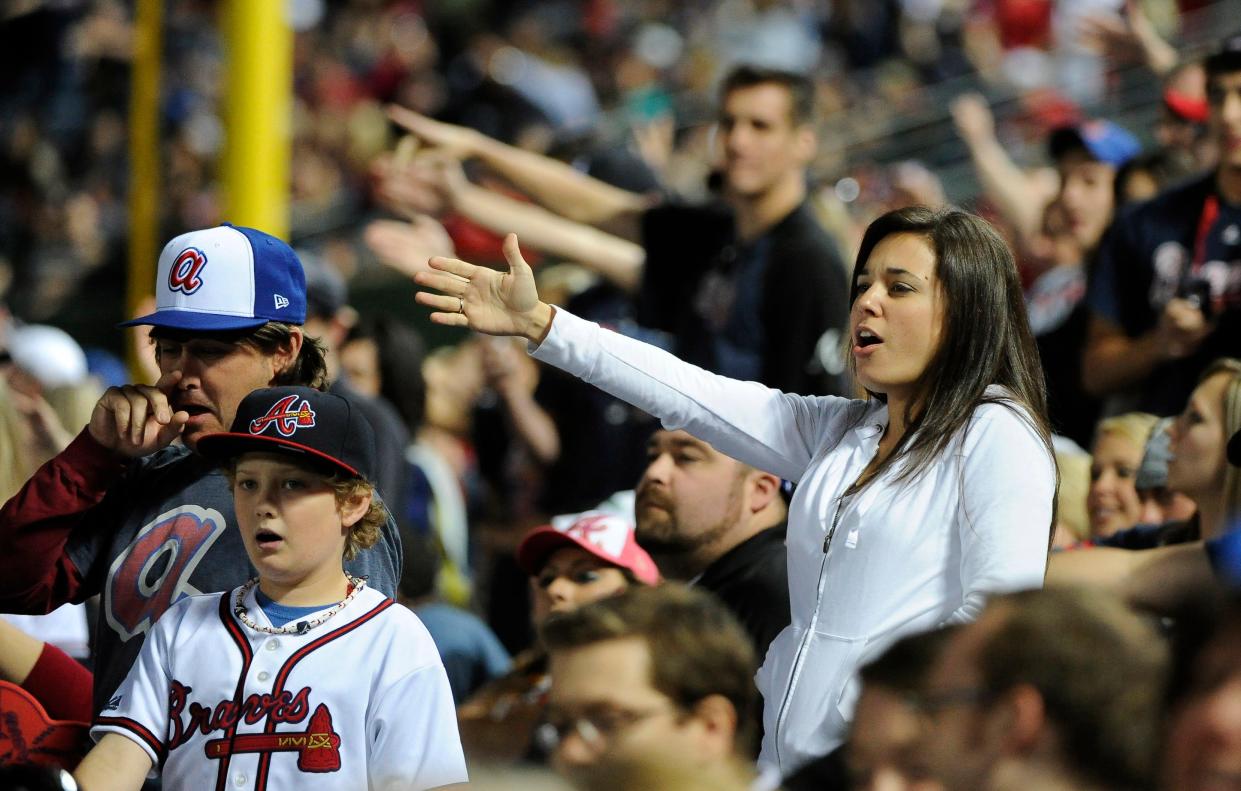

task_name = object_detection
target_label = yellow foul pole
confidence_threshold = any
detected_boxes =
[221,0,293,239]
[125,0,161,375]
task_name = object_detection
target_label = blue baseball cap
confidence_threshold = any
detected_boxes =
[1049,120,1141,169]
[119,224,306,331]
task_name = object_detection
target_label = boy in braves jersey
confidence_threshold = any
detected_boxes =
[74,387,467,791]
[0,225,401,719]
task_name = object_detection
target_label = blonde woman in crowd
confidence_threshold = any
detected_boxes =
[1087,412,1160,539]
[1167,359,1241,539]
[1049,359,1241,612]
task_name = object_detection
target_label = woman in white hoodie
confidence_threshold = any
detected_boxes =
[413,206,1057,776]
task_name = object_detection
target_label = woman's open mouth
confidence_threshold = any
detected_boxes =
[853,327,884,355]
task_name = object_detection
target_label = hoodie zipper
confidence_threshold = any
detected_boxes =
[772,492,849,770]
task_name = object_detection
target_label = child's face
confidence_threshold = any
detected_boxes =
[232,454,362,594]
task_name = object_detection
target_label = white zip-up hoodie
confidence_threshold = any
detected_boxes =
[531,309,1055,775]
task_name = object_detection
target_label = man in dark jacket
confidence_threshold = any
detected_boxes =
[635,428,790,662]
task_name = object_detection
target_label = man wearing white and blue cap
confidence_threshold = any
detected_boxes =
[0,224,401,718]
[1084,32,1241,417]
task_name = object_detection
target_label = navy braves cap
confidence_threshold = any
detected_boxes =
[197,386,376,481]
[1049,120,1141,169]
[119,224,306,331]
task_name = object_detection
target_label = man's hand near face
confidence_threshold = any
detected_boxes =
[88,369,189,459]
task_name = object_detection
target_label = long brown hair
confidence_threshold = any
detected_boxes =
[847,207,1055,491]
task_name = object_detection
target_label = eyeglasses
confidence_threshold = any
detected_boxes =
[905,686,995,715]
[535,703,679,754]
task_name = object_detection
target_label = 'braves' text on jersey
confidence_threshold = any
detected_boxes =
[91,585,467,791]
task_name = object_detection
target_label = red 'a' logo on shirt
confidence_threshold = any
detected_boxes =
[249,395,317,438]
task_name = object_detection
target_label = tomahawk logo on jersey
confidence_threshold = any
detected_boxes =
[249,395,317,438]
[91,586,468,790]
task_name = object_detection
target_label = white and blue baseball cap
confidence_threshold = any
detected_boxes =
[119,224,306,331]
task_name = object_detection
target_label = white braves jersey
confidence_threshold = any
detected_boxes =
[91,585,468,791]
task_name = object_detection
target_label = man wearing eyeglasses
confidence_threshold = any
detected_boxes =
[914,587,1167,791]
[538,584,766,789]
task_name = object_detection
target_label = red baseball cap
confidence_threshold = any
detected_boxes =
[1164,88,1209,124]
[516,513,661,586]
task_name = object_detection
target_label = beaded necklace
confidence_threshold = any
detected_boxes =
[233,575,366,636]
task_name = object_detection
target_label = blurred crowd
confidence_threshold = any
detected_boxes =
[5,0,1241,789]
[0,0,1218,330]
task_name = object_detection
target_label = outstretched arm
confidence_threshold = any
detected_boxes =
[388,106,650,238]
[0,619,93,721]
[373,153,645,292]
[0,618,42,684]
[453,181,646,294]
[1078,0,1179,77]
[74,733,152,791]
[1047,542,1215,615]
[481,337,561,465]
[1081,303,1211,396]
[950,93,1048,244]
[414,236,843,482]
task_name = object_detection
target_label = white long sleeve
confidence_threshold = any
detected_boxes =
[530,307,1054,774]
[531,308,864,482]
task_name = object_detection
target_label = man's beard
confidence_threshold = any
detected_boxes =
[634,486,743,574]
[634,504,695,557]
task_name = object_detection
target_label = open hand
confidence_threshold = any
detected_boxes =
[950,93,996,146]
[372,153,449,219]
[88,370,190,458]
[365,217,456,280]
[387,106,481,160]
[1078,0,1177,75]
[414,233,553,342]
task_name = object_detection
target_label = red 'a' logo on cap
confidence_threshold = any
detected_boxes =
[249,395,317,438]
[168,247,208,295]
